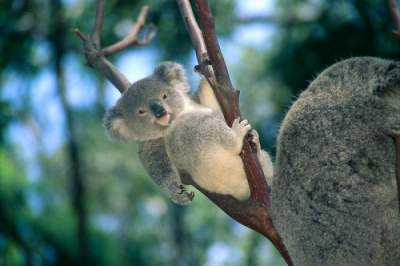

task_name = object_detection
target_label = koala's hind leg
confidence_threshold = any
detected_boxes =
[249,129,274,186]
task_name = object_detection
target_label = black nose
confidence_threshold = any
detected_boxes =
[149,101,167,118]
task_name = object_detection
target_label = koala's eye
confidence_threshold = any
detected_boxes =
[162,93,168,100]
[137,109,146,115]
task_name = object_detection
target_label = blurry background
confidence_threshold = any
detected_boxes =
[1,0,399,265]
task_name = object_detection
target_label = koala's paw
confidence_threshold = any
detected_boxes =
[248,129,261,153]
[170,183,194,205]
[232,118,252,140]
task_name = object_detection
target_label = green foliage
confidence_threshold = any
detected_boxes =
[268,0,400,97]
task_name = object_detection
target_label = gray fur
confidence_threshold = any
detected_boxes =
[272,57,400,265]
[104,62,273,205]
[104,62,188,142]
[138,139,193,205]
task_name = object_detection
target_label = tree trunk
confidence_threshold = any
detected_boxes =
[50,1,89,265]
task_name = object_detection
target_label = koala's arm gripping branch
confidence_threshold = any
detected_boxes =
[177,0,292,265]
[74,0,155,93]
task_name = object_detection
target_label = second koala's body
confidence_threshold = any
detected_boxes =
[105,62,273,204]
[272,57,400,265]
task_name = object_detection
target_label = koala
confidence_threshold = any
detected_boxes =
[104,62,273,205]
[272,57,400,266]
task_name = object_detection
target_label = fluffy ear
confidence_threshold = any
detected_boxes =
[372,62,400,110]
[372,62,400,134]
[154,61,189,91]
[373,62,400,97]
[103,107,130,140]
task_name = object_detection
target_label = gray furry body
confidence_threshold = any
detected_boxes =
[272,57,400,265]
[105,62,273,205]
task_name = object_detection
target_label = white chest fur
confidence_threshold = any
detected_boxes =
[192,146,250,200]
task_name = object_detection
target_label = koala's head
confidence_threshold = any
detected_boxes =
[304,57,400,134]
[104,62,190,141]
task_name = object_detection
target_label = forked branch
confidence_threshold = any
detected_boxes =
[177,0,292,265]
[74,0,156,93]
[176,0,214,83]
[394,135,400,209]
[92,0,105,46]
[102,6,156,56]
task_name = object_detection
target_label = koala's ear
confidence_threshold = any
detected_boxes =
[154,61,189,91]
[103,106,131,141]
[373,62,400,99]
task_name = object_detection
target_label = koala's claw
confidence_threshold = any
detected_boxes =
[248,129,261,153]
[232,118,252,139]
[170,184,194,205]
[178,184,195,199]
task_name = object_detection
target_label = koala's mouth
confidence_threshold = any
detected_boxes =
[155,113,171,126]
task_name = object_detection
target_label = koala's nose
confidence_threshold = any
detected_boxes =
[149,100,167,118]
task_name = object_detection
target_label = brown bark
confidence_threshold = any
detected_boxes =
[395,135,400,209]
[74,1,155,93]
[389,0,400,211]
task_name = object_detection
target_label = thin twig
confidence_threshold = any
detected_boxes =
[92,0,105,45]
[136,24,157,46]
[176,0,214,82]
[177,0,207,60]
[74,29,88,41]
[389,0,400,39]
[102,6,154,56]
[75,1,155,93]
[194,1,233,92]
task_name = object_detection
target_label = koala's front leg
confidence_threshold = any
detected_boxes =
[219,119,274,186]
[220,118,252,154]
[138,139,194,205]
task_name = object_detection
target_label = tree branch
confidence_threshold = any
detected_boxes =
[74,0,155,93]
[176,0,214,83]
[102,6,156,56]
[92,0,104,45]
[53,0,89,264]
[389,0,400,211]
[394,135,400,209]
[389,0,400,39]
[177,0,292,265]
